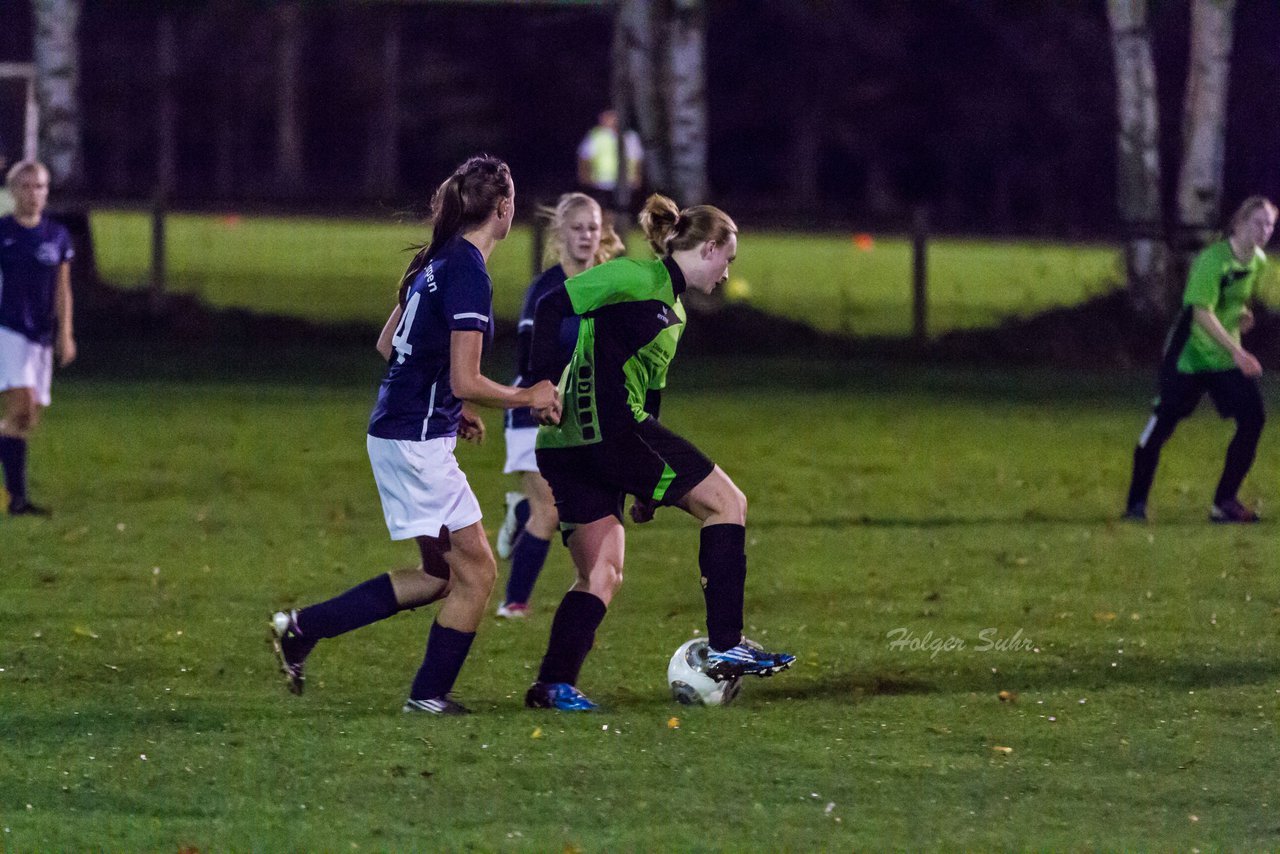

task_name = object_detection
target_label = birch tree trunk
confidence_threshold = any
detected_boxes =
[1106,0,1169,319]
[275,2,305,194]
[613,0,669,193]
[665,0,707,205]
[32,0,83,191]
[1176,0,1235,253]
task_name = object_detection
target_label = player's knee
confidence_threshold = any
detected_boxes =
[527,499,559,538]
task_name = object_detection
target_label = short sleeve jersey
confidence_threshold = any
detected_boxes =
[368,235,493,441]
[0,214,74,345]
[506,264,580,431]
[537,256,686,451]
[1167,240,1266,373]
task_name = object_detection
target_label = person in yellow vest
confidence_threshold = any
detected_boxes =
[576,109,643,213]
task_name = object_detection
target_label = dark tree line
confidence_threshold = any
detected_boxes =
[2,0,1278,242]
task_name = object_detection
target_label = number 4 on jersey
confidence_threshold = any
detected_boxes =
[390,292,421,364]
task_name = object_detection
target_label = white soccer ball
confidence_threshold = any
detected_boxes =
[668,638,741,706]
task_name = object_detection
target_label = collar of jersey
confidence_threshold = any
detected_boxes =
[661,255,687,296]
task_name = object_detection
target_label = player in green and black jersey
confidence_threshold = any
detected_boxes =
[1124,195,1277,523]
[521,194,794,711]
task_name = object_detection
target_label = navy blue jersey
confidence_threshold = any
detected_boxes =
[506,264,581,430]
[0,215,74,345]
[368,235,493,441]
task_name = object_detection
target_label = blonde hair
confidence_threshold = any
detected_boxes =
[5,160,49,190]
[1229,195,1278,234]
[638,193,737,257]
[540,192,623,268]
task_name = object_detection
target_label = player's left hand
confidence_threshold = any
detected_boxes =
[629,497,656,524]
[459,403,485,444]
[56,336,77,368]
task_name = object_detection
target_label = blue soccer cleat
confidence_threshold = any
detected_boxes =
[706,638,795,680]
[524,681,598,711]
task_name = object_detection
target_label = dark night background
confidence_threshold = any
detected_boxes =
[2,0,1279,237]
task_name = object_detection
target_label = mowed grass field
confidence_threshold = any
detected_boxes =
[4,342,1280,849]
[89,209,1131,336]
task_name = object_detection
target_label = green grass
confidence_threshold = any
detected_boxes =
[91,209,1131,336]
[4,342,1280,849]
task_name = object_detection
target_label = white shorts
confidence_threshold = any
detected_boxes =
[503,426,540,474]
[0,326,53,407]
[367,434,483,540]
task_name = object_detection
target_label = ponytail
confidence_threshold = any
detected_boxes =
[638,193,736,258]
[399,155,513,305]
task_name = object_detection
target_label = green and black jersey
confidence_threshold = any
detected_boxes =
[530,256,687,450]
[1164,240,1267,374]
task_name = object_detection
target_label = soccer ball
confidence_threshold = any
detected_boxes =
[668,638,741,706]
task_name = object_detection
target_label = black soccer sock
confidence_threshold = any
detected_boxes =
[0,436,29,505]
[1126,414,1178,509]
[1214,413,1264,505]
[504,532,551,605]
[295,573,400,639]
[536,590,607,685]
[409,620,476,700]
[700,523,747,652]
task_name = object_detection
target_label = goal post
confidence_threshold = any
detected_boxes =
[0,62,39,163]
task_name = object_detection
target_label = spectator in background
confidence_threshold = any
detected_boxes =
[577,109,643,214]
[0,160,76,516]
[0,144,13,216]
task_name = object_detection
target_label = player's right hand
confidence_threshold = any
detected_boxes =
[527,380,560,411]
[1235,349,1263,378]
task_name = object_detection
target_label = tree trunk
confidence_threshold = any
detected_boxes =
[1106,0,1169,319]
[363,7,402,199]
[275,2,305,195]
[31,0,83,191]
[665,0,707,205]
[1176,0,1235,255]
[613,0,669,194]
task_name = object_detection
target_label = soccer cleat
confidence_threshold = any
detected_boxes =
[524,681,598,711]
[496,601,529,619]
[9,499,51,517]
[496,491,526,560]
[269,609,316,695]
[1210,499,1260,524]
[403,696,472,715]
[706,638,796,680]
[1121,502,1147,522]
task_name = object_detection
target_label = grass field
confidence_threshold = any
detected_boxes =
[89,209,1130,337]
[5,341,1280,849]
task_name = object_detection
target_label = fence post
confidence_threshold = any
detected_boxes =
[912,206,929,343]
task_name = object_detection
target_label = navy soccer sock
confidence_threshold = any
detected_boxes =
[536,590,607,685]
[0,436,28,506]
[504,532,551,605]
[409,620,476,700]
[700,524,747,652]
[295,573,400,639]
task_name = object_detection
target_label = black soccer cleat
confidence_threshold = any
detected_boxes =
[1210,499,1260,524]
[1121,502,1147,522]
[9,499,51,517]
[269,609,316,695]
[403,696,472,715]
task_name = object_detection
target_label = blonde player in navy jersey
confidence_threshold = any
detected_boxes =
[0,161,75,516]
[271,156,560,715]
[494,193,622,618]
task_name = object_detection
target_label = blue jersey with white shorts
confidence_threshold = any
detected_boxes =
[368,235,493,441]
[506,264,580,431]
[0,215,74,345]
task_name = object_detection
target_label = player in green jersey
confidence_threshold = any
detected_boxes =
[519,193,794,711]
[1124,195,1277,523]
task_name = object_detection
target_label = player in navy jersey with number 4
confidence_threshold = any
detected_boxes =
[0,161,75,517]
[270,156,560,715]
[521,194,794,712]
[494,192,623,619]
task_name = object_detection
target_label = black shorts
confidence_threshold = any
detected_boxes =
[535,417,716,528]
[1154,368,1264,423]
